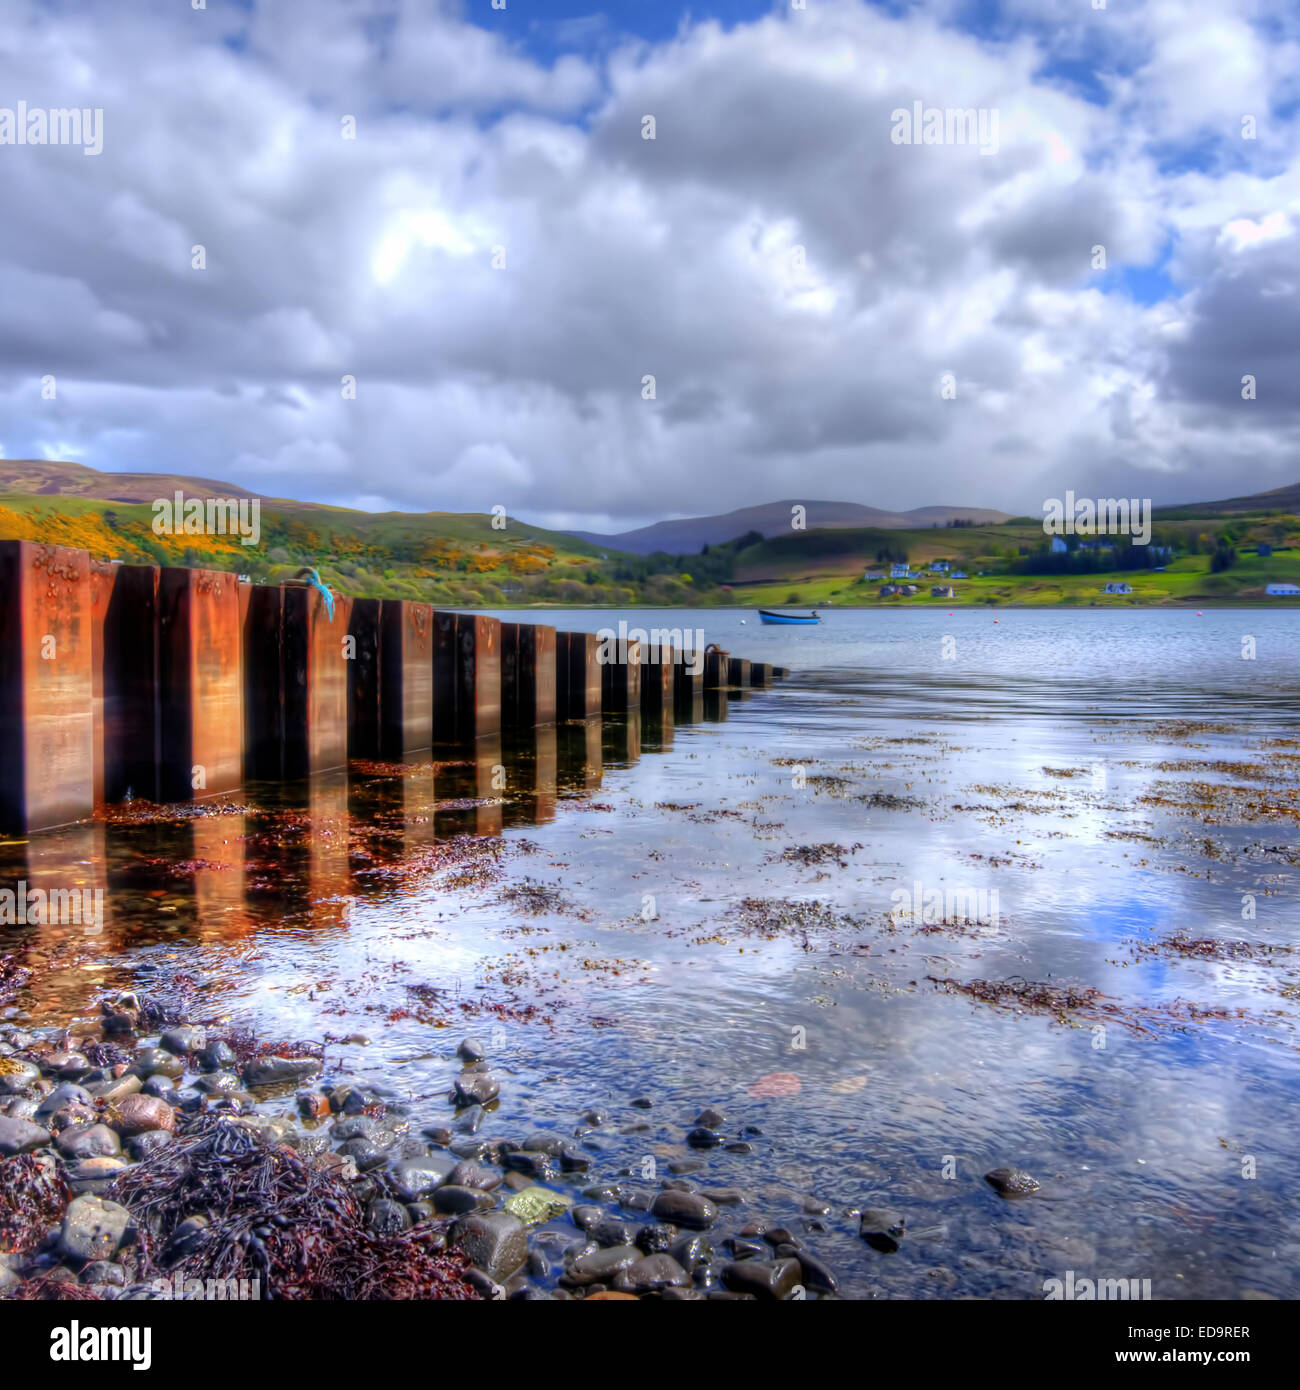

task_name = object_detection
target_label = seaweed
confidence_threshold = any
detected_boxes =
[110,1116,479,1300]
[0,1154,70,1256]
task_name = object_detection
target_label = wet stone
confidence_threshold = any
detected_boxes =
[859,1208,906,1252]
[457,1038,486,1064]
[985,1167,1041,1197]
[614,1253,691,1294]
[131,1047,184,1080]
[126,1130,173,1162]
[197,1041,236,1073]
[56,1123,121,1160]
[160,1025,205,1057]
[651,1190,719,1230]
[35,1083,92,1118]
[389,1155,455,1202]
[590,1216,639,1248]
[456,1211,528,1282]
[563,1244,643,1287]
[433,1184,495,1216]
[244,1056,322,1089]
[453,1072,500,1108]
[721,1257,803,1300]
[61,1195,131,1262]
[367,1198,412,1234]
[668,1235,714,1274]
[112,1094,176,1137]
[0,1115,51,1156]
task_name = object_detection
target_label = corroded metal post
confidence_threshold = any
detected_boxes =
[245,584,353,778]
[0,541,94,832]
[727,657,751,688]
[502,621,556,727]
[90,560,159,806]
[601,636,641,712]
[433,611,501,743]
[640,643,675,719]
[157,567,243,800]
[557,631,601,720]
[382,600,435,755]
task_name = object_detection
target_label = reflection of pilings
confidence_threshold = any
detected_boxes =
[677,691,704,724]
[557,632,600,720]
[602,711,642,766]
[703,689,729,722]
[433,736,503,837]
[0,541,94,832]
[190,811,248,940]
[556,718,602,793]
[502,725,558,827]
[501,622,557,727]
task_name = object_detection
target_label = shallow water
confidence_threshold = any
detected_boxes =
[4,608,1300,1299]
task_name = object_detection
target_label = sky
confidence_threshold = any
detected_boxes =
[1,0,1298,533]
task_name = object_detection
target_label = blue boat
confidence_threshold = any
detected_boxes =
[758,609,820,625]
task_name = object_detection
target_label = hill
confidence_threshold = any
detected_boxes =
[1155,479,1300,519]
[567,498,1012,555]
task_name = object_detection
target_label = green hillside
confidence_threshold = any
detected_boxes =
[3,460,1300,607]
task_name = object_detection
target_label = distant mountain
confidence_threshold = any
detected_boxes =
[1156,480,1300,518]
[567,498,1013,556]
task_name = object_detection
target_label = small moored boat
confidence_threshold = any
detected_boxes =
[758,609,821,625]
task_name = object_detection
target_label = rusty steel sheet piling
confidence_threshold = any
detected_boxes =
[375,600,435,756]
[557,631,601,720]
[639,644,676,719]
[245,585,353,779]
[601,637,641,712]
[673,655,703,710]
[727,657,751,688]
[703,647,728,689]
[157,567,243,801]
[90,560,160,806]
[501,621,557,727]
[346,598,383,760]
[750,662,773,688]
[0,541,95,833]
[433,612,502,744]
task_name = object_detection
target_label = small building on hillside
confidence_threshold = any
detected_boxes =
[1050,536,1068,554]
[890,562,910,578]
[1266,582,1299,595]
[950,570,968,579]
[900,584,919,597]
[931,560,950,573]
[1101,581,1133,594]
[1258,543,1274,557]
[880,583,900,597]
[931,585,955,598]
[863,570,885,581]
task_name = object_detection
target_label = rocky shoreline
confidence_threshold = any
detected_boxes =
[0,991,863,1301]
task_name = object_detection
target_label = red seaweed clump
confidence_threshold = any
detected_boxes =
[111,1117,479,1300]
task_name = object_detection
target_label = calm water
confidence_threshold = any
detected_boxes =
[4,608,1300,1299]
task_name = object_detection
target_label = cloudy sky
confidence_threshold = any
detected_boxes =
[1,0,1297,532]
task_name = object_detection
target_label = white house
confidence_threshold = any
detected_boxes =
[890,562,910,578]
[950,570,968,579]
[1101,581,1133,594]
[1050,536,1068,554]
[1266,582,1300,596]
[863,570,885,581]
[931,585,955,598]
[932,560,950,573]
